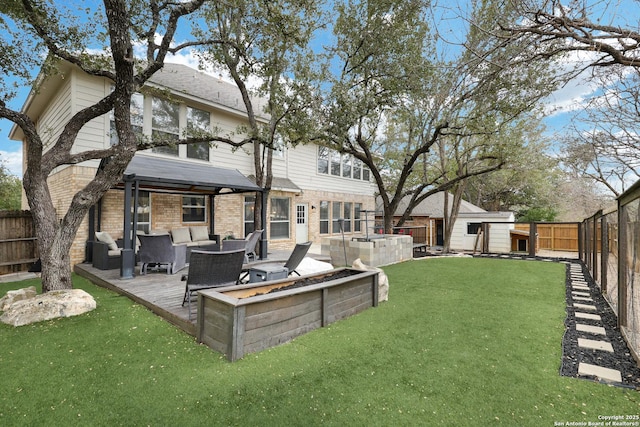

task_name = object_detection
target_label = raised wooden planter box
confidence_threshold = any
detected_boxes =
[196,268,379,361]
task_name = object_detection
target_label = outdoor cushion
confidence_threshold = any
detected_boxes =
[189,226,210,242]
[171,228,192,244]
[95,231,118,251]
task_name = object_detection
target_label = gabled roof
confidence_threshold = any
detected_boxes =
[118,154,262,195]
[147,63,268,119]
[378,191,487,218]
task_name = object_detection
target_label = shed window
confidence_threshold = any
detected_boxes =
[467,222,482,235]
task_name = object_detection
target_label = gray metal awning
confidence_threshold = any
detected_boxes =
[120,154,263,194]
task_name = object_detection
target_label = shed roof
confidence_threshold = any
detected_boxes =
[119,154,262,194]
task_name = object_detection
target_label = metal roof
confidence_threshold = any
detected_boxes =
[120,154,262,194]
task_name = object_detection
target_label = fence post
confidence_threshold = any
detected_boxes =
[528,222,537,257]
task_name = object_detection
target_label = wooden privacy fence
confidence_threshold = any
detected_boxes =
[0,210,38,275]
[515,223,579,252]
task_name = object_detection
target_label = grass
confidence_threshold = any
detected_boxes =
[1,257,639,426]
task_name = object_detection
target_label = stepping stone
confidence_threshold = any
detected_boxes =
[576,324,607,335]
[572,291,591,297]
[576,312,601,321]
[574,303,597,311]
[578,363,622,383]
[572,286,590,292]
[573,296,593,302]
[578,338,614,352]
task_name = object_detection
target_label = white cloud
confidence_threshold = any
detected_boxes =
[0,149,22,177]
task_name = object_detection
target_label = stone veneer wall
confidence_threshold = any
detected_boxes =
[321,235,413,267]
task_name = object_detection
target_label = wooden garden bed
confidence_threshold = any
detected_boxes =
[196,268,379,361]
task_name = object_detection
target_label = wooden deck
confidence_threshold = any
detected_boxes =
[74,250,331,337]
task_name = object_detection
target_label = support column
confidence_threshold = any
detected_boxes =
[120,175,136,279]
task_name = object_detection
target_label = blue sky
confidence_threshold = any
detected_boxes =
[1,1,637,178]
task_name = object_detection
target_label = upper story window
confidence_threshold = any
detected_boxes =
[109,91,144,146]
[151,97,179,156]
[186,106,210,161]
[317,147,371,181]
[318,147,329,174]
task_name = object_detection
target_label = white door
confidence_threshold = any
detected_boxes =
[295,203,309,243]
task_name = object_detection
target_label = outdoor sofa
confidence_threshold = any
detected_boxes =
[167,226,220,261]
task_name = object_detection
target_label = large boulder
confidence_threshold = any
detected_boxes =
[0,289,96,327]
[0,286,38,311]
[351,258,389,302]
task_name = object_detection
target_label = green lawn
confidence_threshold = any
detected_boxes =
[1,258,638,426]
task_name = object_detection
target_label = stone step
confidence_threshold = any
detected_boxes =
[578,362,622,383]
[572,285,590,292]
[575,312,601,321]
[574,303,597,311]
[576,323,607,335]
[578,338,614,352]
[573,296,593,302]
[572,291,591,297]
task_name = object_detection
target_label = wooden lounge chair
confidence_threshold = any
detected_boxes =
[181,249,245,320]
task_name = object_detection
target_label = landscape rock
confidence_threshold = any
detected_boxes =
[0,289,96,327]
[352,258,389,302]
[0,286,37,311]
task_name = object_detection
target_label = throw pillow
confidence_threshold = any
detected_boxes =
[95,231,118,251]
[171,227,192,244]
[190,226,209,242]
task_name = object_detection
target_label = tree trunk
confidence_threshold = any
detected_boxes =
[441,185,464,254]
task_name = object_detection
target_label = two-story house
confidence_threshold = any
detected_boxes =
[9,61,376,266]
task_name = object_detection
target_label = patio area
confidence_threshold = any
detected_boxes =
[74,247,331,336]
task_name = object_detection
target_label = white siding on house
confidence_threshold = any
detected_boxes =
[287,144,375,195]
[71,72,111,165]
[37,79,73,152]
[449,213,514,252]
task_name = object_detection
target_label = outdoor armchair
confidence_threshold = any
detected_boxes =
[220,229,262,263]
[138,234,187,275]
[181,249,245,320]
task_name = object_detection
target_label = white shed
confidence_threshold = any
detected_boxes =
[449,211,515,253]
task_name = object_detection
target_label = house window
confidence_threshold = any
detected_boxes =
[270,197,290,239]
[362,165,370,181]
[136,191,151,234]
[332,202,343,233]
[330,151,341,176]
[467,222,482,235]
[343,202,352,232]
[342,155,352,178]
[319,200,330,234]
[109,91,144,146]
[353,159,362,180]
[272,135,285,158]
[354,203,362,232]
[186,107,210,161]
[151,97,179,156]
[318,147,329,174]
[244,196,255,237]
[182,196,206,223]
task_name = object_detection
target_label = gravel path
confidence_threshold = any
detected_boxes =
[560,261,640,388]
